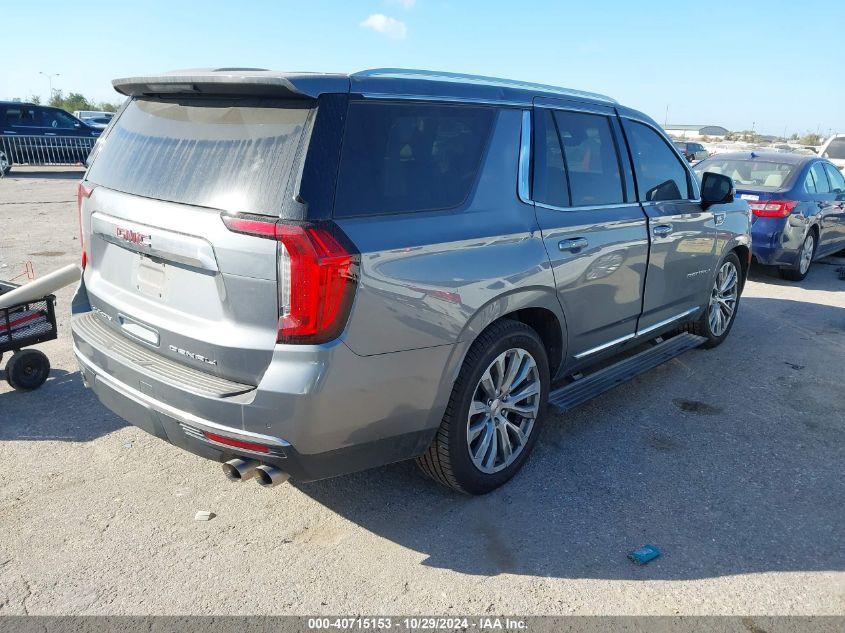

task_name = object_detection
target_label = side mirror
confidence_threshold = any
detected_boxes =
[701,172,734,209]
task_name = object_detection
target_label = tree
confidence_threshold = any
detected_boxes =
[28,94,42,105]
[798,133,822,146]
[46,89,119,114]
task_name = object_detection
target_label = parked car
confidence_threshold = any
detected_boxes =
[0,102,101,175]
[819,133,845,173]
[694,152,845,281]
[674,141,709,162]
[83,115,114,130]
[72,110,114,123]
[71,68,750,494]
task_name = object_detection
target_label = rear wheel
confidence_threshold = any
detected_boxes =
[686,252,742,349]
[779,231,815,282]
[417,320,549,495]
[5,349,51,391]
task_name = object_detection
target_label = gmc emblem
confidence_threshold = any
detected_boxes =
[116,227,151,247]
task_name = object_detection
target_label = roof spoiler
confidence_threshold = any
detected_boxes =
[112,70,350,99]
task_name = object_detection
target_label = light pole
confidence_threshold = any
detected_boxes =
[39,71,60,102]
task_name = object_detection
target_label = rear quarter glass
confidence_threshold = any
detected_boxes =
[86,97,313,217]
[332,100,496,217]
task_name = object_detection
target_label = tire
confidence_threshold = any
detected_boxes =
[417,319,550,495]
[779,231,816,282]
[5,349,51,391]
[685,252,742,349]
[0,148,11,176]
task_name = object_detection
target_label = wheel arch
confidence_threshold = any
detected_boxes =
[433,289,567,413]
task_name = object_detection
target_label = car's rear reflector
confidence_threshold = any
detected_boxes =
[204,431,270,454]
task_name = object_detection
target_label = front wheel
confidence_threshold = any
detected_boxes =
[417,320,550,495]
[686,252,742,349]
[779,231,815,282]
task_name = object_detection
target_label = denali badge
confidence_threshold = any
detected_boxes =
[91,305,113,321]
[116,226,151,247]
[169,345,217,366]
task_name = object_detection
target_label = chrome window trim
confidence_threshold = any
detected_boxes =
[518,110,532,203]
[534,102,613,116]
[358,92,528,108]
[535,201,634,213]
[574,307,701,359]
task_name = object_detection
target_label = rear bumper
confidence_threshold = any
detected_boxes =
[71,310,454,482]
[750,217,805,267]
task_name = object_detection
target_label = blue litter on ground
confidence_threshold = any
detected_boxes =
[628,544,661,565]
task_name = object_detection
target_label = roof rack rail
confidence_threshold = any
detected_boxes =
[352,68,617,104]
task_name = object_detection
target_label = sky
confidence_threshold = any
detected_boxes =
[2,0,843,136]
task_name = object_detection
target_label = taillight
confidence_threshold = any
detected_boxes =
[748,200,797,218]
[222,214,359,344]
[77,181,95,268]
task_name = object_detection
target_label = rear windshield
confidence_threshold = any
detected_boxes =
[333,101,496,217]
[87,98,311,215]
[694,158,796,189]
[824,138,845,160]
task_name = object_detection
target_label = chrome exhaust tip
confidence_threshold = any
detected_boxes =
[254,464,290,488]
[222,458,260,482]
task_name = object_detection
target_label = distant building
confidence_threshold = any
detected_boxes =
[664,124,730,140]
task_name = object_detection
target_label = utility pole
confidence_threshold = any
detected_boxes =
[664,104,669,128]
[38,71,60,102]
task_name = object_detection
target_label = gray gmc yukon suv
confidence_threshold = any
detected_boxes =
[71,68,750,494]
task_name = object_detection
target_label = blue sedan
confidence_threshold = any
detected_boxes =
[694,152,845,281]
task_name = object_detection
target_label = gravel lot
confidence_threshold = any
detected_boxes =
[1,168,843,615]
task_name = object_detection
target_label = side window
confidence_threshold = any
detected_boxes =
[532,108,569,207]
[552,110,624,206]
[333,101,496,217]
[824,163,845,192]
[42,108,78,130]
[7,106,40,128]
[810,163,831,194]
[805,169,817,194]
[625,121,691,202]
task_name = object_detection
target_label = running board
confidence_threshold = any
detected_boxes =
[548,332,707,412]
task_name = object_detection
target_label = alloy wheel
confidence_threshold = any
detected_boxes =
[799,234,814,275]
[708,261,739,337]
[467,348,540,474]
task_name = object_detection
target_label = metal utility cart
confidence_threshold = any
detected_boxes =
[0,281,56,390]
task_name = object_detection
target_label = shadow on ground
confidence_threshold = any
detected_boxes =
[0,369,127,441]
[749,255,845,291]
[295,296,845,580]
[4,168,86,181]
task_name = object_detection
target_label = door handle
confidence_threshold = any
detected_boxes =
[652,224,673,237]
[558,237,589,252]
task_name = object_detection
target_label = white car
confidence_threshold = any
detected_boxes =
[72,110,114,129]
[819,133,845,173]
